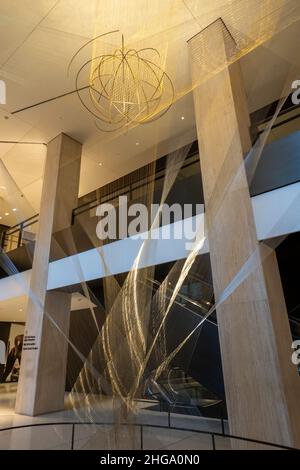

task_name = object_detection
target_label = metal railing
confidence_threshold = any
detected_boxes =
[72,150,200,222]
[256,103,300,134]
[0,151,200,254]
[0,98,299,255]
[0,419,297,450]
[0,214,38,253]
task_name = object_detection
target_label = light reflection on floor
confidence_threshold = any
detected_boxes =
[0,384,231,450]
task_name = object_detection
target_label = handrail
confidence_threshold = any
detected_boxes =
[146,277,214,317]
[259,111,300,134]
[251,93,299,126]
[0,419,297,450]
[1,213,38,235]
[289,316,300,326]
[256,105,300,129]
[72,150,200,219]
[0,151,200,250]
[0,213,38,252]
[1,99,299,247]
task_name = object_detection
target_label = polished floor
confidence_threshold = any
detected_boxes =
[0,383,232,450]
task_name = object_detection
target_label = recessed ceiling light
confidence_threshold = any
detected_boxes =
[12,208,17,212]
[5,212,9,216]
[0,217,2,220]
[135,142,140,146]
[98,162,103,166]
[181,116,185,120]
[19,308,23,312]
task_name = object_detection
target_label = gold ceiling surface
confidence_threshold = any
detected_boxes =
[185,0,300,82]
[65,0,300,131]
[0,0,299,219]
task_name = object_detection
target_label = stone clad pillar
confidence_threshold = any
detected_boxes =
[188,19,300,447]
[16,133,82,416]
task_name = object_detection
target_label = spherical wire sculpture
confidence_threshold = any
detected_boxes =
[68,31,174,132]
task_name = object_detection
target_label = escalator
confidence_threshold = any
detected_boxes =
[144,275,226,417]
[144,273,300,416]
[144,366,224,417]
[64,266,300,409]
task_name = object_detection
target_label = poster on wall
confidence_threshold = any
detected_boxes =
[0,322,24,383]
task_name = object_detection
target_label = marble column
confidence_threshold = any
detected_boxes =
[15,133,82,416]
[188,19,300,447]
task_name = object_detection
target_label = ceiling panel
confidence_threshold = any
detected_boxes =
[0,0,58,66]
[0,292,97,322]
[0,0,299,228]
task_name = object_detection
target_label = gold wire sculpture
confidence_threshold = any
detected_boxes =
[68,32,174,132]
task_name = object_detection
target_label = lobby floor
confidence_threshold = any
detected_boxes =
[0,383,232,450]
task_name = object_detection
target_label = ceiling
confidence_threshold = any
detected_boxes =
[0,0,299,228]
[0,292,97,323]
